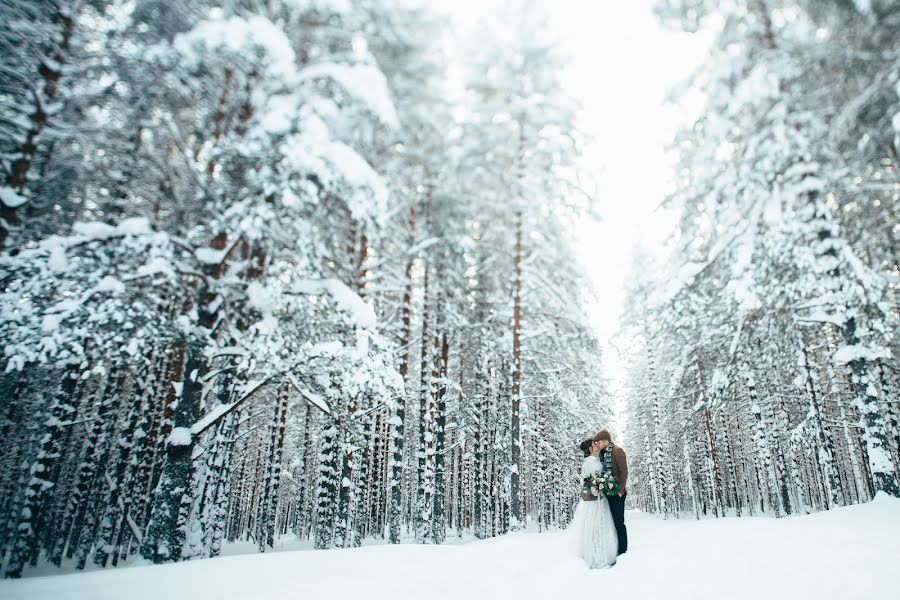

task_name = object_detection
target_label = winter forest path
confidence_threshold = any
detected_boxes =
[3,496,898,600]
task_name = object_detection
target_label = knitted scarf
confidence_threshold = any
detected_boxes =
[601,442,615,476]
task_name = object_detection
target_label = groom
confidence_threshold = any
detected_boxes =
[593,429,628,555]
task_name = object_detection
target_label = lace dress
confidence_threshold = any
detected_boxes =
[570,455,618,568]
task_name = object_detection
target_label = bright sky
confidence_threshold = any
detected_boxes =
[549,2,711,419]
[441,1,711,428]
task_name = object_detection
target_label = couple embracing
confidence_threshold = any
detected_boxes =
[571,429,628,569]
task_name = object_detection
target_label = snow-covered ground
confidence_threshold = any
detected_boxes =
[4,494,899,600]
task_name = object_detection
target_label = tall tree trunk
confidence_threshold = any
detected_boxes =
[797,337,841,508]
[258,383,290,551]
[746,364,778,515]
[431,333,449,543]
[389,205,415,544]
[140,346,202,563]
[416,260,432,542]
[510,212,523,530]
[314,421,338,549]
[334,396,359,549]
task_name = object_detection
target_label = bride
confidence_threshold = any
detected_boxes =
[570,437,618,569]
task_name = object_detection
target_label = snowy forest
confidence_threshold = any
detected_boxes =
[0,0,609,578]
[0,0,898,586]
[622,0,900,518]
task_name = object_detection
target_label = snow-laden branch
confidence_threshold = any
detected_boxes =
[286,373,331,414]
[287,279,377,329]
[298,62,399,129]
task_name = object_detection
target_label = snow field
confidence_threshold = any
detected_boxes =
[3,494,898,600]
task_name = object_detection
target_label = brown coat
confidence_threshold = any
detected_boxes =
[603,445,628,494]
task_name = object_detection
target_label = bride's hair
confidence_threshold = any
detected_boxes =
[579,438,594,457]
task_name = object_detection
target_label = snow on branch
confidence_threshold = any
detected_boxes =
[298,62,399,128]
[0,186,28,209]
[290,279,377,329]
[280,131,389,224]
[287,374,331,414]
[1,217,182,371]
[796,312,848,328]
[173,15,297,79]
[832,344,892,366]
[190,377,272,437]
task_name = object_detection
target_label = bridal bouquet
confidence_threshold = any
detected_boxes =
[582,472,620,499]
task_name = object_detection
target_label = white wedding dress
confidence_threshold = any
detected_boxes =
[569,455,618,569]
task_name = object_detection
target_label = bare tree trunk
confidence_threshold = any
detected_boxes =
[389,205,415,543]
[416,237,433,542]
[140,345,201,563]
[510,212,523,529]
[797,337,841,508]
[259,383,290,551]
[431,333,449,543]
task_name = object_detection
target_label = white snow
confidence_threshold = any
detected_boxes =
[832,344,892,365]
[730,63,781,114]
[852,0,872,14]
[46,245,68,273]
[72,218,152,241]
[798,310,846,327]
[245,281,280,337]
[299,62,399,128]
[317,141,389,205]
[323,280,376,329]
[0,186,28,208]
[292,279,377,328]
[279,132,389,224]
[246,281,276,314]
[71,221,118,239]
[306,340,344,356]
[259,94,301,135]
[190,403,233,436]
[173,15,297,80]
[865,444,894,474]
[195,247,227,265]
[655,260,705,306]
[287,374,331,414]
[135,258,174,279]
[166,427,192,447]
[8,497,899,600]
[93,276,125,295]
[40,314,61,333]
[282,0,351,14]
[116,217,153,236]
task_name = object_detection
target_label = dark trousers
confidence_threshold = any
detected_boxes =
[607,494,627,554]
